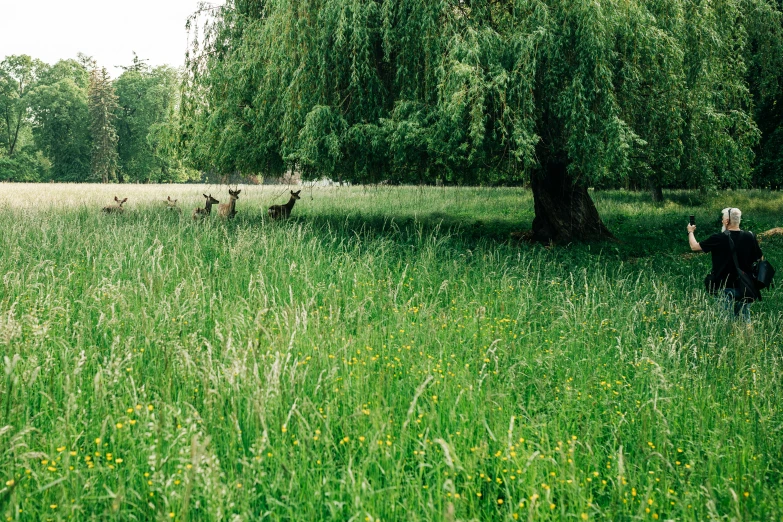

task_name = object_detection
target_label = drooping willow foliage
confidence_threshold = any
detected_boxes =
[182,0,780,191]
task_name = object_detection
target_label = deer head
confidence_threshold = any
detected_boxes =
[165,196,181,212]
[102,196,128,213]
[218,187,241,218]
[193,194,220,220]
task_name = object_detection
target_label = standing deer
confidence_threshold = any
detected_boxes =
[193,194,220,220]
[268,190,301,219]
[218,188,241,219]
[165,196,181,213]
[102,197,128,213]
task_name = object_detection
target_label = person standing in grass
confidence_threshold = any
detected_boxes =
[687,207,764,321]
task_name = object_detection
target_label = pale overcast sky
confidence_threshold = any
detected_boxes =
[0,0,226,76]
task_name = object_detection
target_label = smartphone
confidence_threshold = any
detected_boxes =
[689,215,695,226]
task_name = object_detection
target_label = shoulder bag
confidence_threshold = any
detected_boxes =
[750,231,775,290]
[753,260,775,289]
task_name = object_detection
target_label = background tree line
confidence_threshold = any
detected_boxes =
[0,53,196,183]
[2,0,781,241]
[182,0,782,241]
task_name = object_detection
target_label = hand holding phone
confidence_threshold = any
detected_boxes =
[689,215,695,226]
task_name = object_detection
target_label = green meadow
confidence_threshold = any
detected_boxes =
[1,184,782,521]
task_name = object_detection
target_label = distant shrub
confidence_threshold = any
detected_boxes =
[0,151,45,182]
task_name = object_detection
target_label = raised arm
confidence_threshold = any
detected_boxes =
[687,224,702,252]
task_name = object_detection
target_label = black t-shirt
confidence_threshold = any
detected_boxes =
[700,230,763,286]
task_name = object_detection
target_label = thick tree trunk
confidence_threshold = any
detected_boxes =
[649,182,664,202]
[531,162,613,243]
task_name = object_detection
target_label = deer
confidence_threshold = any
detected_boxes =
[268,190,301,220]
[102,197,127,213]
[193,194,220,220]
[759,227,783,241]
[218,188,241,219]
[164,196,181,213]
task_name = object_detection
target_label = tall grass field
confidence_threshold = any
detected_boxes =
[1,183,782,521]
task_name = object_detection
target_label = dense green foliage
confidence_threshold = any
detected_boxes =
[0,185,782,520]
[115,57,196,182]
[0,55,193,182]
[28,59,92,182]
[183,0,782,192]
[0,56,49,181]
[745,0,783,188]
[2,0,781,195]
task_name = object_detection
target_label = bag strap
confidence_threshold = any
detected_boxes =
[710,231,734,278]
[724,230,744,276]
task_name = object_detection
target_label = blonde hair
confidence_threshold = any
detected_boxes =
[721,207,742,227]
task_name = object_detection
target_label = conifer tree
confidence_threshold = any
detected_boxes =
[88,66,119,183]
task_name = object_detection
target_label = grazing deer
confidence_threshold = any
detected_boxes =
[193,194,220,220]
[217,188,241,219]
[165,196,181,213]
[268,190,301,220]
[759,227,783,241]
[102,196,127,213]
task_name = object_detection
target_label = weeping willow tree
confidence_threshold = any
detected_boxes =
[744,0,783,189]
[183,0,764,242]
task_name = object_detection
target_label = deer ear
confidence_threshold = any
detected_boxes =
[122,198,128,203]
[115,196,119,202]
[204,194,209,198]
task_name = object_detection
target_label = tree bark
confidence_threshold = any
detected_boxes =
[649,181,664,202]
[531,161,614,243]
